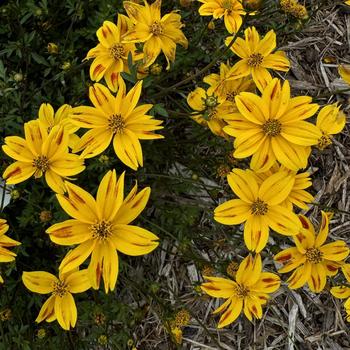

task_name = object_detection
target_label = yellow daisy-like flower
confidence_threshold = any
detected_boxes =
[197,0,246,34]
[253,165,314,210]
[346,0,350,5]
[71,78,163,170]
[225,27,290,91]
[203,62,255,103]
[214,168,301,252]
[316,104,346,150]
[2,121,85,194]
[224,78,321,172]
[331,264,350,322]
[274,211,349,293]
[201,254,280,328]
[86,15,143,92]
[0,219,21,284]
[22,269,91,330]
[187,87,238,138]
[46,170,159,293]
[37,103,79,149]
[123,0,188,69]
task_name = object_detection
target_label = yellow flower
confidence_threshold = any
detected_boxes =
[225,27,290,91]
[224,78,321,172]
[46,170,159,293]
[346,0,350,5]
[253,165,314,210]
[187,87,238,138]
[316,104,346,150]
[214,168,301,252]
[204,62,255,103]
[201,254,280,327]
[123,0,188,69]
[22,269,91,330]
[339,64,350,85]
[37,103,79,149]
[198,0,246,34]
[2,121,85,194]
[0,219,21,284]
[70,78,163,170]
[86,15,143,92]
[171,326,183,344]
[331,264,350,322]
[274,211,349,293]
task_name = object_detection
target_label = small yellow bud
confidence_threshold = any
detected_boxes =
[94,311,106,325]
[208,20,215,30]
[201,265,214,276]
[150,63,162,75]
[98,335,108,345]
[98,154,110,164]
[35,8,43,16]
[127,339,134,347]
[243,0,263,10]
[47,42,59,54]
[39,210,52,223]
[11,189,20,200]
[61,61,71,70]
[226,261,239,278]
[174,309,191,327]
[191,173,199,181]
[205,96,218,107]
[36,328,46,339]
[216,164,231,179]
[0,308,12,321]
[14,73,24,82]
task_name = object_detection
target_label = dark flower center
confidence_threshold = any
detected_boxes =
[251,199,268,216]
[150,21,163,36]
[109,44,125,60]
[91,220,112,241]
[262,119,282,137]
[52,281,68,297]
[247,53,264,67]
[32,155,50,173]
[305,247,323,263]
[108,114,125,134]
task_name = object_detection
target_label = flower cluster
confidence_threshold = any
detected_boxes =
[1,0,184,331]
[193,3,348,328]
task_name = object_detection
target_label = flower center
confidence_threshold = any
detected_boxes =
[262,119,282,137]
[247,53,264,67]
[222,0,234,10]
[226,91,237,102]
[90,220,112,241]
[150,21,163,36]
[251,199,268,216]
[317,133,332,150]
[233,284,249,298]
[108,114,125,134]
[305,247,323,263]
[109,44,125,60]
[52,281,68,297]
[32,155,50,173]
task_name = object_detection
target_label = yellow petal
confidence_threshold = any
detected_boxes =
[35,295,56,323]
[3,161,35,185]
[308,263,327,293]
[214,199,251,225]
[320,241,349,261]
[287,263,311,289]
[65,269,91,293]
[218,297,243,328]
[228,169,258,203]
[265,205,301,235]
[111,224,159,256]
[331,286,350,299]
[113,183,149,225]
[96,170,125,221]
[251,272,280,293]
[201,276,237,298]
[2,136,34,162]
[46,220,92,245]
[22,271,57,294]
[54,293,77,330]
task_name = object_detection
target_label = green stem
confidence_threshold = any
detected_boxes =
[0,182,7,212]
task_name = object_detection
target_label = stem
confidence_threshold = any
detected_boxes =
[0,182,7,212]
